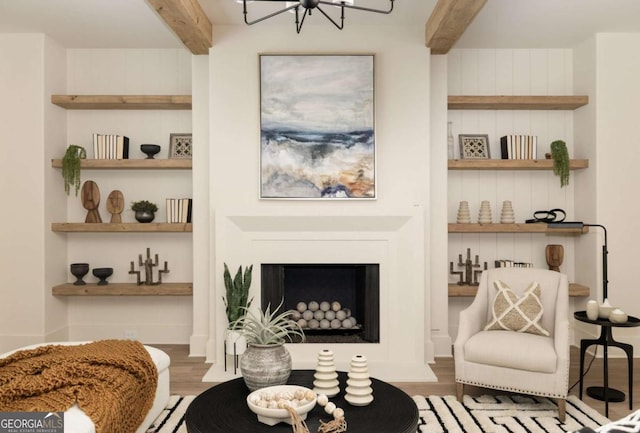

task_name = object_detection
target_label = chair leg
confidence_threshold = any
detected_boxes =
[456,382,464,402]
[557,398,566,422]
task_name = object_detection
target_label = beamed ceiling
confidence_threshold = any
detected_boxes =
[146,0,486,55]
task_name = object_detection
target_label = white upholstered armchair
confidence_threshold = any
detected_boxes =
[454,267,570,421]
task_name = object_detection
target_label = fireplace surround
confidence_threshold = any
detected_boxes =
[204,207,435,382]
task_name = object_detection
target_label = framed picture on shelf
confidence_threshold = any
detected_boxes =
[459,134,490,159]
[259,54,376,200]
[169,133,192,159]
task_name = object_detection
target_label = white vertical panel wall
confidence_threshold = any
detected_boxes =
[64,49,194,343]
[447,49,580,340]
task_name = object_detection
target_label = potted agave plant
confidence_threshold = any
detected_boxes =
[230,299,305,391]
[222,263,253,356]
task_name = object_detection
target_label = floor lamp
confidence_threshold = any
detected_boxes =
[548,222,608,301]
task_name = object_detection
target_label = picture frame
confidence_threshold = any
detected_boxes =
[169,133,192,159]
[259,54,376,199]
[459,134,490,159]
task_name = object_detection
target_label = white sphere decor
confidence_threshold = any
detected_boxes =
[302,310,314,321]
[336,310,347,321]
[314,310,325,320]
[308,301,319,311]
[296,302,307,312]
[320,301,330,312]
[308,319,320,329]
[297,319,307,328]
[342,319,353,329]
[290,310,301,320]
[331,301,341,311]
[324,310,336,321]
[330,319,342,329]
[319,319,330,329]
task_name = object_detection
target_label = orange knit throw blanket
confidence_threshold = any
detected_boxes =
[0,340,157,433]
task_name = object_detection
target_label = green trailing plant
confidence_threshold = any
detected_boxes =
[223,263,253,329]
[130,200,158,212]
[62,145,86,196]
[230,299,305,345]
[550,140,570,187]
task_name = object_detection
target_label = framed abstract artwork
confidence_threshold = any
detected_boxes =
[259,54,376,199]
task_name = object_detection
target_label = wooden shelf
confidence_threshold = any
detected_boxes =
[448,223,589,234]
[448,282,589,297]
[448,95,588,110]
[448,159,588,170]
[52,282,192,296]
[51,94,191,110]
[51,159,191,169]
[51,223,192,233]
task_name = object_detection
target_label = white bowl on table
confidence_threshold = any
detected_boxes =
[247,385,317,426]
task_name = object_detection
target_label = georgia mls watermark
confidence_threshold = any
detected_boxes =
[0,412,64,433]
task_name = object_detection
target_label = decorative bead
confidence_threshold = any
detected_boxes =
[317,394,329,406]
[333,407,344,419]
[325,402,336,414]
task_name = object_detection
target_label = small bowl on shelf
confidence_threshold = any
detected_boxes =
[92,267,113,285]
[140,144,161,159]
[247,385,316,426]
[70,263,90,285]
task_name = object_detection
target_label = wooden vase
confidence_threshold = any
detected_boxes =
[545,244,564,271]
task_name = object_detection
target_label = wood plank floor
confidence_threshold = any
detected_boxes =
[154,344,639,422]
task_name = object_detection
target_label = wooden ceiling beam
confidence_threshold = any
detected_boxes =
[425,0,486,55]
[146,0,212,55]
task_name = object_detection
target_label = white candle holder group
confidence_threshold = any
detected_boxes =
[312,350,374,406]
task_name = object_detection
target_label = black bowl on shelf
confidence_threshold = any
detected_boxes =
[140,144,161,159]
[70,263,90,285]
[92,267,113,285]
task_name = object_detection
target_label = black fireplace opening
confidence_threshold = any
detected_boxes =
[261,264,380,343]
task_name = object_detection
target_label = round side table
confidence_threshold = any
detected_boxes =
[574,310,640,418]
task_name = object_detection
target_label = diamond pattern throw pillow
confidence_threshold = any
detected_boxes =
[484,280,550,336]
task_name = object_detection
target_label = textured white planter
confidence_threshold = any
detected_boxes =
[240,343,292,391]
[225,329,247,355]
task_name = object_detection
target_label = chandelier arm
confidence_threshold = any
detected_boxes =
[316,5,345,30]
[296,8,309,34]
[243,0,299,26]
[317,0,394,14]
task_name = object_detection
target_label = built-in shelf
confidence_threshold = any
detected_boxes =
[51,94,192,110]
[448,159,588,170]
[52,282,193,296]
[448,223,589,234]
[448,283,589,298]
[448,95,589,110]
[51,159,191,169]
[51,223,192,233]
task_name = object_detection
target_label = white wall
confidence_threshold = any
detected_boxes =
[199,23,432,362]
[573,34,640,350]
[446,49,580,341]
[0,34,68,352]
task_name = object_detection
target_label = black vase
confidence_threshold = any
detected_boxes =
[135,211,155,223]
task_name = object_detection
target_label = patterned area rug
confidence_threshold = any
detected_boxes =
[146,394,609,433]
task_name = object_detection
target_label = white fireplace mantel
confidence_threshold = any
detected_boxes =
[203,206,436,382]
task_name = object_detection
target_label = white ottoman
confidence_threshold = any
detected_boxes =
[0,341,170,433]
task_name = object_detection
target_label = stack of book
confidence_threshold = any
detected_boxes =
[500,135,537,160]
[166,198,192,223]
[494,259,533,268]
[92,134,129,159]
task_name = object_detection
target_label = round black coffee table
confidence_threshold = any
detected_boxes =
[185,370,418,433]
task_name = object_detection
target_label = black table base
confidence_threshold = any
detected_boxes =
[185,370,418,433]
[575,311,640,418]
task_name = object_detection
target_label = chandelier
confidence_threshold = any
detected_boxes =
[241,0,395,33]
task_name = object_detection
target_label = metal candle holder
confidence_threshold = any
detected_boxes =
[450,247,487,286]
[129,247,169,285]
